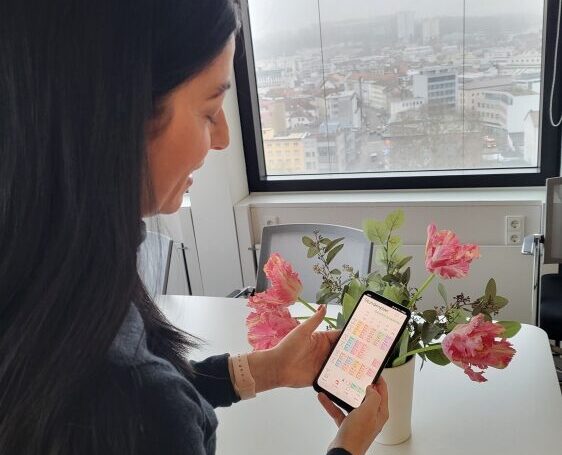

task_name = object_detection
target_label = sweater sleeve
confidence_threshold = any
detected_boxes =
[138,367,214,455]
[327,449,353,455]
[188,353,241,408]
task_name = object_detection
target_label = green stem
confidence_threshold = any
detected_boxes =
[392,343,442,367]
[298,297,337,329]
[409,274,436,307]
[295,316,337,322]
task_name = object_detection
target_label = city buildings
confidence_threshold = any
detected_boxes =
[252,10,542,174]
[524,111,540,166]
[413,66,458,108]
[326,91,362,129]
[262,129,309,174]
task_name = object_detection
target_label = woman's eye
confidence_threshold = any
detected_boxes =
[206,113,218,125]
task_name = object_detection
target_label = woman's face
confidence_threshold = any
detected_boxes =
[143,37,235,216]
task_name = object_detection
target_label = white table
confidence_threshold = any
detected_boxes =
[157,295,562,455]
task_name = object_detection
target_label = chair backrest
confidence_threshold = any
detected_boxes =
[256,223,373,302]
[138,230,174,297]
[544,177,562,265]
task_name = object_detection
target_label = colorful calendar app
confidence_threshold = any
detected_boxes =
[317,293,409,408]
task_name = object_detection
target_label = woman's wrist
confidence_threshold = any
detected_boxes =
[228,349,282,396]
[247,349,281,393]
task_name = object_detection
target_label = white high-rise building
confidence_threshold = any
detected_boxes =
[422,18,440,44]
[413,66,458,108]
[396,11,415,43]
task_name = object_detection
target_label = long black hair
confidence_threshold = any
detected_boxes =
[0,0,239,453]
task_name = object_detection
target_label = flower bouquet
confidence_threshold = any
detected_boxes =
[246,210,521,383]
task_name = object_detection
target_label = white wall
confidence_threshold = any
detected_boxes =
[144,70,560,314]
[186,77,250,296]
[234,190,545,324]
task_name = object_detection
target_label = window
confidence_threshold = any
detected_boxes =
[236,0,561,191]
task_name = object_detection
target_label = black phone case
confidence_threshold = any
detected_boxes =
[312,290,411,413]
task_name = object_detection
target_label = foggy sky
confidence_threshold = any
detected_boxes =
[248,0,544,40]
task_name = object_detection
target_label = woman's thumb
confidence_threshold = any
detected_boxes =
[300,304,327,332]
[362,384,382,408]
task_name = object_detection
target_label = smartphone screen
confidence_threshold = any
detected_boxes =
[314,291,410,410]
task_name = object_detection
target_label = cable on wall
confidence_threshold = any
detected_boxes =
[549,0,562,127]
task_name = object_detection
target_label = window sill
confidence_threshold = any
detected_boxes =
[236,187,545,208]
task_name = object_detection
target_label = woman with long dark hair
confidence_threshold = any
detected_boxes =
[0,1,388,454]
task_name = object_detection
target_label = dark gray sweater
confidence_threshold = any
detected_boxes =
[107,304,351,455]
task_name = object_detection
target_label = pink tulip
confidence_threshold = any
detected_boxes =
[425,224,480,279]
[248,253,303,309]
[442,314,516,382]
[246,307,299,350]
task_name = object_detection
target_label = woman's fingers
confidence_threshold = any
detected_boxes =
[374,378,389,420]
[317,393,345,426]
[324,329,342,346]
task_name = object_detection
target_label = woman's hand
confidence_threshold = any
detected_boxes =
[270,304,340,388]
[319,379,389,455]
[244,305,338,393]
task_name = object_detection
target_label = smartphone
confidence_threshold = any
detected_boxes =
[313,290,411,412]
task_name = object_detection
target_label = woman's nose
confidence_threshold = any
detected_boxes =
[211,109,230,151]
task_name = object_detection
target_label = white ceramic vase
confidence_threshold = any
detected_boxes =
[368,356,415,451]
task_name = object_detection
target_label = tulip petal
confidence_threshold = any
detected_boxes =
[442,314,516,382]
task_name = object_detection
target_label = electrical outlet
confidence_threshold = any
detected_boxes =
[508,233,522,244]
[505,216,524,245]
[264,216,279,227]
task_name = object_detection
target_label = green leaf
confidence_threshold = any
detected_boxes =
[422,309,438,324]
[317,292,339,305]
[363,219,389,245]
[426,347,451,366]
[326,244,344,265]
[382,274,399,283]
[492,296,509,310]
[438,283,448,305]
[347,278,365,301]
[307,247,320,258]
[320,238,332,246]
[395,256,413,271]
[393,330,410,367]
[485,278,497,299]
[375,247,387,266]
[367,272,381,281]
[343,292,359,321]
[446,308,470,331]
[387,236,402,262]
[324,237,345,253]
[367,273,384,290]
[315,287,330,301]
[497,321,522,338]
[302,236,315,247]
[385,210,405,232]
[330,269,341,275]
[401,267,411,285]
[421,322,443,344]
[383,285,402,303]
[336,312,346,329]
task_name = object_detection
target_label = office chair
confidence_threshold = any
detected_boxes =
[230,223,374,303]
[522,177,562,343]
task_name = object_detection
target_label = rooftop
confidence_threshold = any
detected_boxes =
[462,77,513,91]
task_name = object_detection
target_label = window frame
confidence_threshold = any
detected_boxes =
[234,0,561,192]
